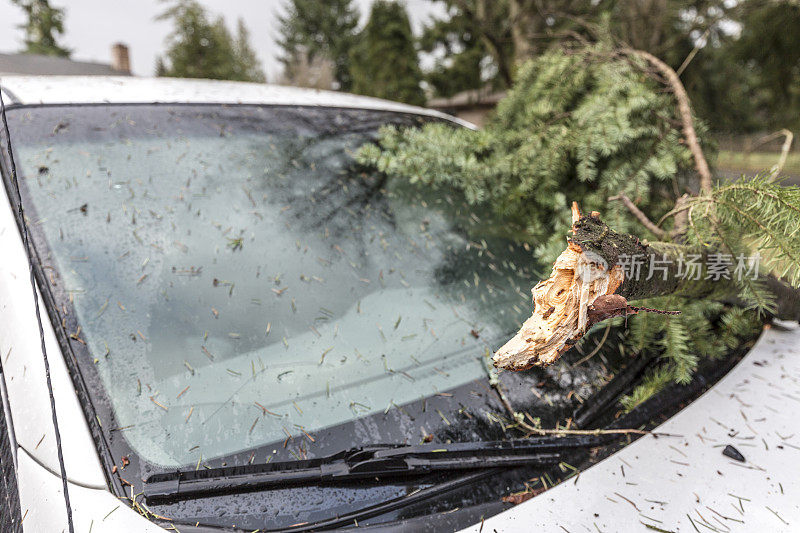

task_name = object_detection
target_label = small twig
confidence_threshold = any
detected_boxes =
[571,201,582,224]
[656,196,693,230]
[751,129,794,181]
[609,194,666,238]
[629,305,681,316]
[570,323,612,368]
[676,28,711,77]
[491,373,679,438]
[483,354,535,430]
[524,427,679,437]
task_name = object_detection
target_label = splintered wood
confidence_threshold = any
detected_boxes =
[493,205,624,371]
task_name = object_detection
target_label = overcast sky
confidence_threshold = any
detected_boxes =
[0,0,445,80]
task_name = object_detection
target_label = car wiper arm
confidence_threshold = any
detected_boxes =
[143,434,614,504]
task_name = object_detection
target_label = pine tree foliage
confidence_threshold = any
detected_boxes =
[12,0,70,58]
[349,1,425,106]
[620,294,758,401]
[682,176,800,289]
[156,0,265,82]
[357,45,702,258]
[620,364,673,411]
[616,175,800,406]
[356,43,799,408]
[621,303,761,410]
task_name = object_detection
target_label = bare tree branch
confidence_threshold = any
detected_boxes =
[671,193,691,239]
[623,48,713,194]
[608,193,667,238]
[675,28,710,77]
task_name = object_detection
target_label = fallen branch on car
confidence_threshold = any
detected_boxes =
[493,203,800,371]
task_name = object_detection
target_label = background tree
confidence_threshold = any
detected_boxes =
[154,57,167,77]
[421,1,515,90]
[277,0,359,91]
[728,0,800,131]
[232,18,267,83]
[605,0,733,61]
[418,0,623,94]
[276,51,336,90]
[425,0,800,134]
[350,0,425,106]
[11,0,70,57]
[156,0,265,82]
[420,1,511,95]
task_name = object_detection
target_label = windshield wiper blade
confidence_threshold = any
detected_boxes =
[143,434,614,503]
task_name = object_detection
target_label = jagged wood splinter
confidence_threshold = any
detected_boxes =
[493,203,686,371]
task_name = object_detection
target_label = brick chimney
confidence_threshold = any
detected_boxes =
[111,43,131,74]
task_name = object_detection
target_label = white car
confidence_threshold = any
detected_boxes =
[0,76,798,533]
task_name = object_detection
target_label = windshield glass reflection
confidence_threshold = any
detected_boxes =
[10,105,540,467]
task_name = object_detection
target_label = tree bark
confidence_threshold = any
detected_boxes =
[493,206,800,371]
[509,0,535,64]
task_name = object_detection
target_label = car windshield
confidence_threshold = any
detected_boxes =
[6,104,539,468]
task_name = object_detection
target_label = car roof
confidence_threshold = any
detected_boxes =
[0,75,473,127]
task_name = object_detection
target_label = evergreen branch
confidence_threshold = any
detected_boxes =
[712,181,800,219]
[659,308,696,384]
[712,198,800,281]
[621,365,674,411]
[711,215,777,314]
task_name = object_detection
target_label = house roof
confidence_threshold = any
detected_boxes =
[428,87,506,110]
[0,52,128,77]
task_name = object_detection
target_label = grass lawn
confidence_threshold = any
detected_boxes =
[714,150,800,177]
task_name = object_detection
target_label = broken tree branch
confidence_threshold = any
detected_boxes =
[675,28,710,78]
[494,207,687,370]
[493,206,800,371]
[569,322,612,369]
